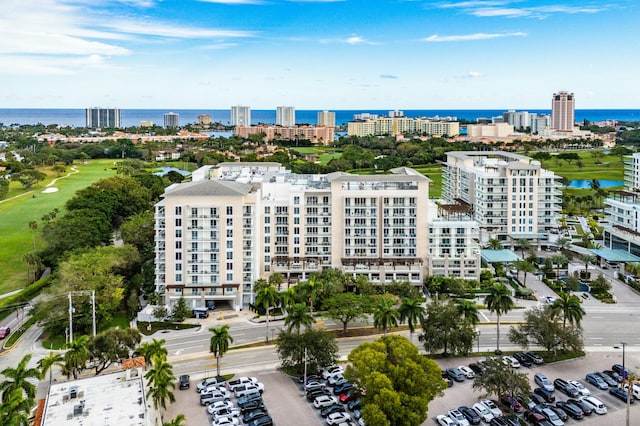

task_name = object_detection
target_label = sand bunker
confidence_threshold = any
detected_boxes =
[42,187,59,194]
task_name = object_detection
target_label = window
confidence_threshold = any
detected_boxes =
[175,241,182,249]
[175,229,182,238]
[226,252,233,260]
[226,262,233,270]
[226,206,233,215]
[175,218,182,227]
[176,263,182,271]
[175,206,182,215]
[191,207,198,216]
[226,229,233,237]
[226,240,233,248]
[226,273,233,281]
[265,217,270,224]
[265,206,271,214]
[175,273,182,282]
[175,252,182,260]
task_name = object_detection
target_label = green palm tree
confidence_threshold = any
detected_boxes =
[163,414,187,426]
[64,335,91,379]
[456,299,479,326]
[486,239,503,250]
[0,354,42,405]
[550,254,568,279]
[551,292,586,331]
[284,303,314,334]
[145,354,176,421]
[279,287,297,314]
[0,388,32,426]
[398,297,426,342]
[516,238,531,258]
[255,285,279,343]
[37,351,64,385]
[484,283,514,354]
[373,299,400,336]
[137,338,168,368]
[580,254,596,278]
[515,259,537,287]
[209,324,233,378]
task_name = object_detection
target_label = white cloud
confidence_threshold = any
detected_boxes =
[440,1,606,19]
[466,71,484,78]
[197,0,264,4]
[103,21,255,39]
[437,1,511,8]
[380,74,399,79]
[423,32,526,42]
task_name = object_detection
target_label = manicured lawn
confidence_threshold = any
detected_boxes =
[0,160,118,294]
[538,151,625,181]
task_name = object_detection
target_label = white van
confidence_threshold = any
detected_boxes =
[624,383,640,400]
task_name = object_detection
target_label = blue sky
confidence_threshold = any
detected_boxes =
[1,0,638,109]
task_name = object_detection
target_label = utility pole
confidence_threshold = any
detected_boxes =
[91,290,96,337]
[68,293,73,343]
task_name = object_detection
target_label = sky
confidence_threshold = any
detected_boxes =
[1,0,638,109]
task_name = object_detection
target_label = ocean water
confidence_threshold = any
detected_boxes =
[0,108,638,128]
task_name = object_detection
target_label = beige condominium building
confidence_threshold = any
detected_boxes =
[442,151,561,247]
[347,116,459,137]
[154,163,439,311]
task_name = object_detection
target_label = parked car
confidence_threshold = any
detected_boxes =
[305,380,326,391]
[0,327,10,339]
[499,395,523,413]
[200,391,230,406]
[227,377,258,391]
[241,408,269,424]
[585,373,608,390]
[468,363,485,375]
[567,380,590,396]
[333,382,354,395]
[480,399,503,418]
[200,384,230,396]
[540,407,564,426]
[339,388,362,403]
[237,392,262,406]
[458,366,476,379]
[458,405,481,425]
[446,368,466,382]
[307,388,331,402]
[327,374,347,387]
[524,351,544,365]
[534,387,555,403]
[556,401,583,420]
[178,374,190,390]
[326,412,351,425]
[447,408,470,426]
[234,383,264,398]
[239,399,265,413]
[207,400,234,415]
[436,414,456,426]
[553,378,579,397]
[534,373,554,392]
[321,404,347,418]
[524,410,546,425]
[528,392,547,409]
[623,382,640,400]
[347,398,362,411]
[314,395,339,409]
[580,396,607,415]
[298,374,322,384]
[472,402,494,423]
[212,416,239,426]
[602,369,623,383]
[211,407,241,419]
[502,356,521,369]
[442,371,453,387]
[513,352,532,368]
[567,398,593,416]
[196,377,226,392]
[322,366,344,379]
[612,363,630,379]
[609,386,634,403]
[247,416,272,426]
[595,371,617,387]
[548,406,568,421]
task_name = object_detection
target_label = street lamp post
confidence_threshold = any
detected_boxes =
[614,342,629,426]
[476,329,481,354]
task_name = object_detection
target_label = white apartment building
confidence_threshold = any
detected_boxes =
[276,106,295,127]
[442,151,561,246]
[231,105,251,126]
[154,163,434,310]
[603,153,640,255]
[466,123,514,138]
[347,116,459,137]
[163,112,179,128]
[85,107,121,128]
[317,110,336,127]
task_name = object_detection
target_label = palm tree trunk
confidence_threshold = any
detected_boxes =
[265,311,270,343]
[216,355,221,378]
[496,314,501,354]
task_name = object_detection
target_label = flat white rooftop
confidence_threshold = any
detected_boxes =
[42,370,149,426]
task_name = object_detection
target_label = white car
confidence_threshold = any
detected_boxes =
[457,366,475,379]
[580,396,607,414]
[226,377,258,391]
[314,394,339,408]
[210,406,240,419]
[447,409,470,426]
[326,412,351,425]
[327,373,346,386]
[305,380,326,390]
[234,383,264,398]
[567,380,591,396]
[502,356,521,368]
[197,377,226,392]
[212,416,239,426]
[436,415,456,426]
[322,366,345,379]
[201,385,231,396]
[206,400,234,415]
[480,399,502,418]
[472,402,494,423]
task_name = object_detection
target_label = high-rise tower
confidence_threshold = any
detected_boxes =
[551,91,575,132]
[231,106,251,127]
[276,106,295,126]
[85,107,121,128]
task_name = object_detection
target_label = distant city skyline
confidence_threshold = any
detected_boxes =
[1,0,638,109]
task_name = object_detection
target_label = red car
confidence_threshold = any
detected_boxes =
[339,388,363,403]
[0,327,10,339]
[499,394,524,413]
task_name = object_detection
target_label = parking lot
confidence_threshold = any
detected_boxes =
[431,351,640,425]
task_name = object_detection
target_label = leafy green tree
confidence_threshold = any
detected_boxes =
[0,388,32,426]
[456,299,479,325]
[484,283,514,354]
[37,351,64,385]
[347,335,446,426]
[323,293,368,333]
[384,281,423,299]
[255,285,279,342]
[550,254,568,278]
[373,298,399,335]
[419,298,476,356]
[398,297,426,342]
[0,354,41,404]
[276,328,338,374]
[88,327,142,374]
[268,272,284,291]
[11,169,46,189]
[163,414,187,426]
[120,211,155,256]
[171,297,190,322]
[284,303,314,334]
[551,292,586,332]
[0,179,9,201]
[209,325,234,378]
[508,306,583,354]
[590,273,612,294]
[472,357,531,400]
[137,338,168,368]
[65,335,91,379]
[145,354,176,421]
